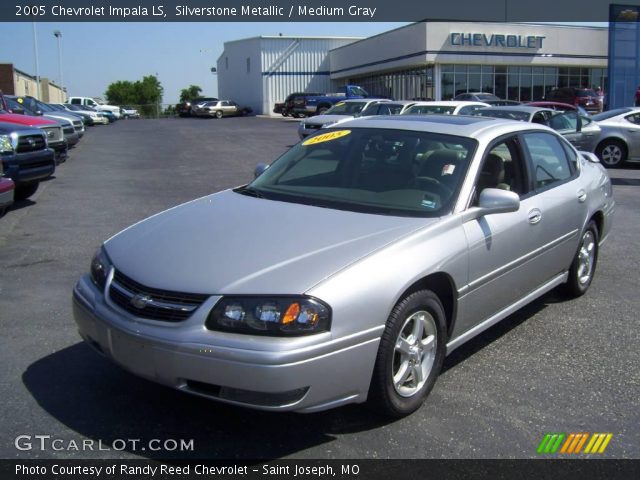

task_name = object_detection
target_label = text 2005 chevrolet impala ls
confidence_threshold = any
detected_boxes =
[73,115,614,417]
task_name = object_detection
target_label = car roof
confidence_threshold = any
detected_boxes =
[409,101,489,107]
[479,106,553,113]
[335,114,552,140]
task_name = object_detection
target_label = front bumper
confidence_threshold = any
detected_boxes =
[297,121,324,139]
[72,274,378,412]
[1,148,55,185]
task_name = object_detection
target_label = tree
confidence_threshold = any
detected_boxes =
[104,75,163,117]
[179,85,202,103]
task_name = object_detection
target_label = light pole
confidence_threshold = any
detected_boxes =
[32,22,41,100]
[53,30,64,101]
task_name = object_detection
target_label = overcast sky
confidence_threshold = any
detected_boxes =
[0,22,409,104]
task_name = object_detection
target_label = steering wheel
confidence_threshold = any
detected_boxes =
[415,176,454,198]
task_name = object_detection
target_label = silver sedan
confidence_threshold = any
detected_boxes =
[591,107,640,167]
[73,116,614,417]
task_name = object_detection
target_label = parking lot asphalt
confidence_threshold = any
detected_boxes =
[0,117,638,460]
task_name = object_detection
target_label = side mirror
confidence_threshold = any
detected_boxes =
[11,105,25,115]
[463,188,520,222]
[34,109,43,116]
[254,163,269,178]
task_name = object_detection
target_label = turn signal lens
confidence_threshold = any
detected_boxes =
[282,302,300,324]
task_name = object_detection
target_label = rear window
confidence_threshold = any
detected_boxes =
[404,105,456,115]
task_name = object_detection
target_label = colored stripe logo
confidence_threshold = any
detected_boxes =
[537,433,613,454]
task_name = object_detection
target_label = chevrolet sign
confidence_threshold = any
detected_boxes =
[450,33,545,49]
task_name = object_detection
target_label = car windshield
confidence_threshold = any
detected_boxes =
[592,108,633,121]
[348,86,369,97]
[244,127,477,217]
[36,101,55,113]
[325,102,367,115]
[475,109,530,121]
[404,105,456,115]
[576,90,596,97]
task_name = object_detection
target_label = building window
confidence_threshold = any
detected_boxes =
[246,57,250,73]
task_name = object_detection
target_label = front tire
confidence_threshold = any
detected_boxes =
[15,183,39,201]
[563,220,599,297]
[596,140,626,168]
[368,290,446,417]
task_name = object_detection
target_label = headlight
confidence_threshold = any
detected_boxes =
[321,121,338,128]
[90,247,112,290]
[206,296,331,336]
[0,134,15,153]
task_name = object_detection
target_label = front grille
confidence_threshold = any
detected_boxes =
[16,133,46,153]
[63,125,74,135]
[109,269,210,322]
[306,124,321,130]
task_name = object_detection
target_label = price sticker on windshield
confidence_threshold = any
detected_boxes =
[302,130,351,146]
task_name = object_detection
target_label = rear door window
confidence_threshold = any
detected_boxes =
[521,132,575,191]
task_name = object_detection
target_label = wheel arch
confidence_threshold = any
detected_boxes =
[396,272,457,340]
[596,136,628,156]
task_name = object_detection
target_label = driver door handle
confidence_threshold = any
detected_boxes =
[528,208,542,225]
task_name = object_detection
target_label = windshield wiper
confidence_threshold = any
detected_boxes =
[235,186,265,198]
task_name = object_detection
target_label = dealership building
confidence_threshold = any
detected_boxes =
[217,22,610,115]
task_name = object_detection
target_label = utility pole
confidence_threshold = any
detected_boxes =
[32,22,41,100]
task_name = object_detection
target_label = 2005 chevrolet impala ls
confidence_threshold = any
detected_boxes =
[73,115,614,417]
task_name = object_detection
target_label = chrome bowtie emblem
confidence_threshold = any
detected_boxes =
[130,294,152,309]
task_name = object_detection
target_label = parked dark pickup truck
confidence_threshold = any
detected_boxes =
[274,92,324,117]
[292,85,383,117]
[0,121,56,200]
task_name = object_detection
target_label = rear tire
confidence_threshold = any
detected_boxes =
[368,290,446,417]
[15,183,39,201]
[215,110,223,119]
[562,220,599,297]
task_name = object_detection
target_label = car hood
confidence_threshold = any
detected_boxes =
[104,189,432,295]
[304,114,354,126]
[0,112,57,127]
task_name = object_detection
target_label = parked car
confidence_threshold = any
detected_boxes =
[8,96,85,138]
[274,92,323,117]
[63,104,109,125]
[545,88,601,114]
[0,121,56,200]
[4,96,81,149]
[484,100,522,107]
[474,106,556,124]
[402,101,490,116]
[297,99,390,139]
[50,103,94,126]
[73,115,613,417]
[176,97,218,117]
[475,106,601,153]
[453,92,500,102]
[68,96,121,118]
[0,173,14,216]
[0,92,67,164]
[526,101,590,117]
[193,100,252,119]
[120,106,140,119]
[100,110,117,123]
[590,107,640,167]
[360,100,418,116]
